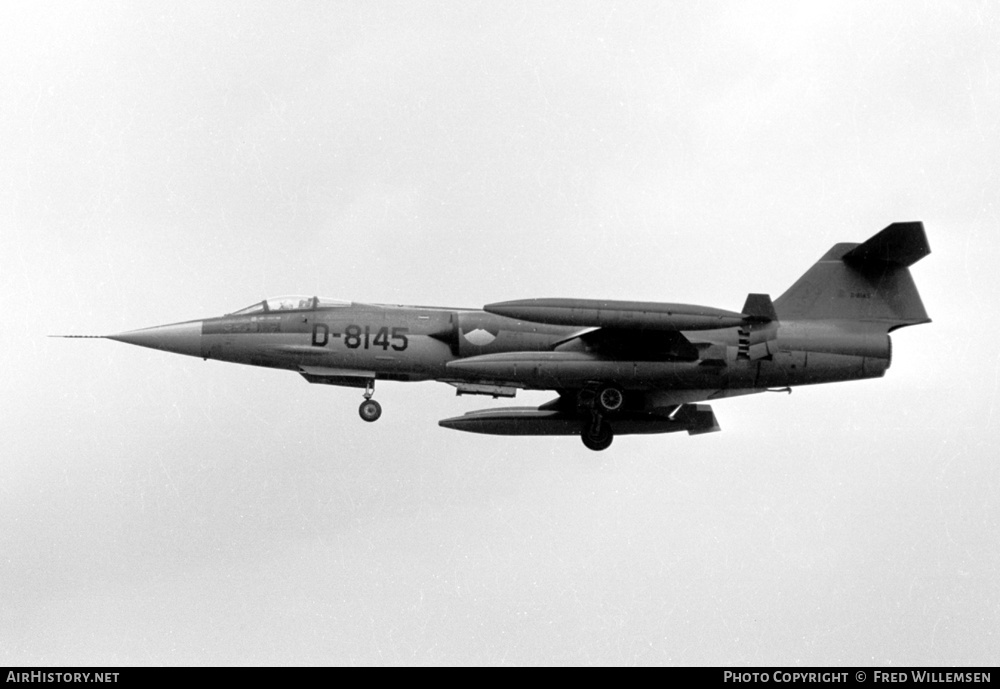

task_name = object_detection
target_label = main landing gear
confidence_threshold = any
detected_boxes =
[579,384,623,451]
[582,414,614,451]
[358,379,382,422]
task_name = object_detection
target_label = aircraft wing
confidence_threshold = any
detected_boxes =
[558,327,701,361]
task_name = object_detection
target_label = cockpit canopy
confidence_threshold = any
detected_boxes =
[229,295,350,315]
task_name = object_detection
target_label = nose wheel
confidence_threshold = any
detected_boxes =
[358,379,382,422]
[359,399,382,422]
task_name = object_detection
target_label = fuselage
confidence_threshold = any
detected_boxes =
[79,221,930,451]
[113,299,891,399]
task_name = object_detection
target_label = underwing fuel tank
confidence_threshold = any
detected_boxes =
[446,351,709,388]
[439,404,720,436]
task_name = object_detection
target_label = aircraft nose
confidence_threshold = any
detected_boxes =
[106,320,204,358]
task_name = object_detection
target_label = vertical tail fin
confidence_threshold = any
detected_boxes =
[772,222,931,329]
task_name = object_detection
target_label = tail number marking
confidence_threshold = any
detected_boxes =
[344,325,408,351]
[312,324,409,350]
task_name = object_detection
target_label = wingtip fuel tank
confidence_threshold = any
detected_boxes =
[483,298,747,330]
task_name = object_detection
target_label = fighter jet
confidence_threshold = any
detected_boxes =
[60,222,930,450]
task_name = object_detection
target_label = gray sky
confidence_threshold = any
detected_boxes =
[1,1,997,666]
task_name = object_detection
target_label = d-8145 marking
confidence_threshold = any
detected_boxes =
[311,324,409,351]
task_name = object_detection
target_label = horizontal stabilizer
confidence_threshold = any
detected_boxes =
[842,221,930,267]
[484,298,746,331]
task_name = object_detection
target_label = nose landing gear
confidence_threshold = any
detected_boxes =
[358,379,382,422]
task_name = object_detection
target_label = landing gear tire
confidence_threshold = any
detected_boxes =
[581,418,614,451]
[595,386,625,414]
[359,399,382,423]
